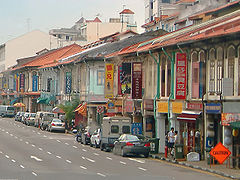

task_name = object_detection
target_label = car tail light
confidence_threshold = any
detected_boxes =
[62,123,65,127]
[144,143,150,147]
[87,132,91,137]
[51,123,55,126]
[126,142,134,146]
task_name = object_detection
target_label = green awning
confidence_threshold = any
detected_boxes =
[230,121,240,129]
[37,97,48,104]
[46,95,56,105]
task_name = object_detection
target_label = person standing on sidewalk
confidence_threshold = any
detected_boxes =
[168,127,175,157]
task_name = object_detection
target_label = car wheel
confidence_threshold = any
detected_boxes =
[95,141,99,148]
[76,136,81,142]
[100,143,104,151]
[90,141,93,147]
[113,147,117,155]
[121,149,126,157]
[144,153,149,158]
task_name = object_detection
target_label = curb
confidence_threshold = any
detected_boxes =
[150,154,240,180]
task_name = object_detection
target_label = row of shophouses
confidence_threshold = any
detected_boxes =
[1,8,240,159]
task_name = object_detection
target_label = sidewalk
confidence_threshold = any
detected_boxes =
[150,153,240,179]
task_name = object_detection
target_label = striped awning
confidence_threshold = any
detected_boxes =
[74,103,87,117]
[177,111,201,122]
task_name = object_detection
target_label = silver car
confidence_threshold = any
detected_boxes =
[47,119,65,132]
[25,113,36,126]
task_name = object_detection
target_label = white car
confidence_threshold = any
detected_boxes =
[47,119,65,132]
[90,128,101,148]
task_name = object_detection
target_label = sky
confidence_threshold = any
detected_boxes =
[0,0,145,44]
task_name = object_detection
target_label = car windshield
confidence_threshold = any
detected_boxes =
[25,114,30,117]
[126,135,139,141]
[30,113,36,117]
[52,119,62,123]
[7,107,14,110]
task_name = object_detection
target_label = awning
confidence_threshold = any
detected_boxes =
[46,95,56,105]
[10,98,19,105]
[74,103,87,117]
[52,107,65,114]
[230,121,240,129]
[177,110,201,122]
[37,97,48,104]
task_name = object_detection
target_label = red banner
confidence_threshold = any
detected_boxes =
[132,62,142,99]
[176,53,187,100]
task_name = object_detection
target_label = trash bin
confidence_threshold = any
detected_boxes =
[175,144,184,159]
[148,138,160,154]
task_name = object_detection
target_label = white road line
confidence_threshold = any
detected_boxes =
[138,167,147,171]
[43,135,47,138]
[11,159,16,163]
[14,136,18,139]
[128,158,145,164]
[10,134,13,136]
[73,146,78,149]
[6,131,9,134]
[97,173,106,177]
[30,156,43,162]
[65,143,69,145]
[25,142,29,144]
[66,160,72,163]
[31,144,36,147]
[47,152,52,155]
[94,153,99,156]
[82,149,86,152]
[0,151,2,154]
[20,139,23,141]
[32,130,35,133]
[32,172,38,176]
[20,165,25,169]
[5,155,9,159]
[56,156,62,159]
[82,156,86,160]
[120,161,126,165]
[80,166,87,170]
[57,140,61,143]
[106,157,112,160]
[39,148,43,151]
[86,158,95,163]
[37,132,41,135]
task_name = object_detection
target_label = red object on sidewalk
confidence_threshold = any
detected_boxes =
[165,146,168,158]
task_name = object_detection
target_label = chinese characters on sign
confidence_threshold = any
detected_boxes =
[32,75,38,92]
[132,62,142,99]
[121,63,131,94]
[65,72,72,94]
[210,142,231,164]
[105,64,114,98]
[20,74,25,89]
[221,113,240,126]
[176,53,187,100]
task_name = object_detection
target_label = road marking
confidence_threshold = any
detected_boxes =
[0,151,2,154]
[39,148,43,151]
[97,173,106,177]
[66,160,72,163]
[56,156,62,159]
[37,132,41,135]
[43,135,47,138]
[73,146,78,149]
[47,152,52,155]
[138,167,147,171]
[5,155,9,159]
[82,156,86,160]
[120,161,126,165]
[106,157,112,160]
[31,156,43,162]
[82,149,86,152]
[10,134,13,136]
[20,165,25,169]
[11,159,16,163]
[32,172,38,176]
[80,166,87,170]
[86,158,95,163]
[14,136,18,139]
[57,140,61,143]
[65,143,69,145]
[6,131,9,134]
[94,153,99,156]
[25,142,29,144]
[128,158,145,164]
[31,144,36,147]
[20,139,23,141]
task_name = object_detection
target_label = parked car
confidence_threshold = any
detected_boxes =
[39,112,56,130]
[25,113,36,126]
[113,134,150,158]
[22,112,30,124]
[15,111,24,121]
[47,119,65,132]
[90,128,101,148]
[0,105,15,117]
[81,126,92,145]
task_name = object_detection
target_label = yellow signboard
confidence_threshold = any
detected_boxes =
[105,64,114,98]
[157,102,168,113]
[172,102,183,114]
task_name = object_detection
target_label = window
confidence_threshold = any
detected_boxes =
[199,51,206,97]
[167,59,171,96]
[47,78,52,92]
[97,70,104,85]
[192,52,199,98]
[122,126,130,134]
[161,55,166,97]
[238,48,240,95]
[111,125,119,134]
[209,49,215,93]
[216,48,223,93]
[228,46,235,95]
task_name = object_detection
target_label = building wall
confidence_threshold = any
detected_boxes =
[0,30,58,72]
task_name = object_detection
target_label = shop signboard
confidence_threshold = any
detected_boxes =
[144,99,154,110]
[206,103,221,114]
[175,53,187,100]
[20,74,25,89]
[172,102,183,114]
[107,101,115,113]
[121,63,131,94]
[32,75,38,92]
[157,102,168,113]
[187,102,203,110]
[65,72,72,94]
[132,62,142,99]
[131,123,143,135]
[210,142,231,164]
[118,65,122,95]
[221,113,240,126]
[105,64,114,98]
[125,99,134,113]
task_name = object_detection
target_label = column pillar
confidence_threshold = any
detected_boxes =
[156,113,166,153]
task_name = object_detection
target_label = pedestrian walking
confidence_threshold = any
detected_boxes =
[168,127,175,157]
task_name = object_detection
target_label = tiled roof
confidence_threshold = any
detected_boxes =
[13,44,82,70]
[86,17,102,23]
[120,9,134,14]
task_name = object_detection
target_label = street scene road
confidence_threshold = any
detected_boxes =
[0,117,227,180]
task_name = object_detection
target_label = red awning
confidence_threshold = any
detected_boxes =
[177,111,201,122]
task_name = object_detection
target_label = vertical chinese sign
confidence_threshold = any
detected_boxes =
[132,62,142,99]
[118,65,122,95]
[176,53,187,99]
[121,63,131,94]
[20,74,25,92]
[65,72,72,94]
[105,64,114,99]
[32,75,38,92]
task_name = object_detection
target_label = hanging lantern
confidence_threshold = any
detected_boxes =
[232,129,239,137]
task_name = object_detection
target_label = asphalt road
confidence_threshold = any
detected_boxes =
[0,117,228,180]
